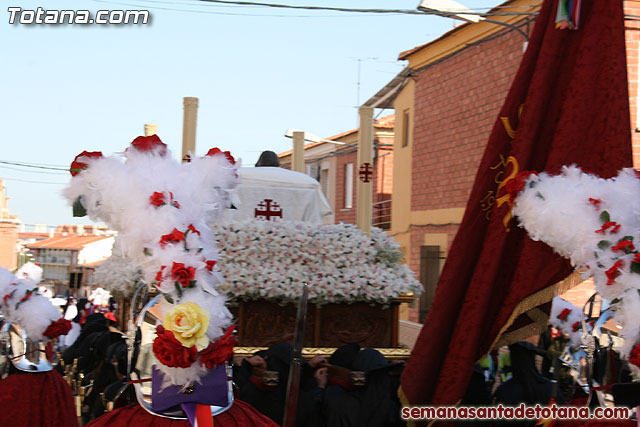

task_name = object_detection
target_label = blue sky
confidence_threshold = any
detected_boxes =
[1,0,497,228]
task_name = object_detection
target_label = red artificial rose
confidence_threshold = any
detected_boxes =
[150,192,166,207]
[153,325,198,368]
[187,224,200,236]
[206,147,236,165]
[43,318,72,339]
[634,253,640,264]
[171,262,196,287]
[159,229,185,248]
[130,135,167,156]
[169,192,180,208]
[70,151,103,177]
[588,198,602,209]
[606,260,624,286]
[572,321,581,333]
[505,170,538,204]
[557,308,571,321]
[2,290,15,306]
[20,290,34,303]
[629,343,640,368]
[200,326,236,369]
[596,221,622,234]
[205,260,216,272]
[155,266,166,282]
[612,238,635,253]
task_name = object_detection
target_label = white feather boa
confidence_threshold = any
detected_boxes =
[63,139,239,386]
[0,264,63,342]
[513,166,640,361]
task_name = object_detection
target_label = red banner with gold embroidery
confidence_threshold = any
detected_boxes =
[400,0,631,413]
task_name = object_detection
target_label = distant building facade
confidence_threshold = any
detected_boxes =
[26,233,114,295]
[278,115,395,229]
[0,179,20,271]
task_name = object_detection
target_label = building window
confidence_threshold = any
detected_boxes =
[402,109,410,148]
[344,163,353,209]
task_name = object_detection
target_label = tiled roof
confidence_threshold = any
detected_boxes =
[277,114,395,158]
[26,234,111,250]
[18,232,50,240]
[398,1,529,61]
[82,259,106,267]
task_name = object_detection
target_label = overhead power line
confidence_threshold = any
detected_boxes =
[0,177,67,185]
[0,160,68,171]
[0,165,68,175]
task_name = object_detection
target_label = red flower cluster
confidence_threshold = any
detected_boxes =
[20,290,34,303]
[588,198,602,209]
[629,343,640,368]
[187,224,200,236]
[205,260,216,272]
[153,325,198,368]
[70,151,103,177]
[596,221,621,234]
[504,170,538,204]
[150,192,166,207]
[571,321,581,333]
[200,326,236,369]
[149,191,180,208]
[612,238,635,253]
[43,318,72,339]
[155,266,166,283]
[171,262,196,287]
[605,260,624,286]
[160,229,186,248]
[206,147,235,165]
[2,291,14,306]
[130,135,167,156]
[557,308,572,321]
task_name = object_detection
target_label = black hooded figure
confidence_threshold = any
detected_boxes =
[323,345,405,427]
[255,151,280,167]
[233,342,323,426]
[493,341,563,425]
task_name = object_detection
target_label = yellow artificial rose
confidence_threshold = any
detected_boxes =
[163,302,210,351]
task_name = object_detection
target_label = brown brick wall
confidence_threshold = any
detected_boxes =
[334,148,358,224]
[410,29,526,213]
[625,2,640,167]
[406,24,530,321]
[333,144,394,225]
[406,12,640,322]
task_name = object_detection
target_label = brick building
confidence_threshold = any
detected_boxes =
[379,0,640,324]
[0,179,19,271]
[278,115,395,228]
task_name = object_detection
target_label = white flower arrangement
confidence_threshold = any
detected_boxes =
[91,253,143,299]
[213,220,422,305]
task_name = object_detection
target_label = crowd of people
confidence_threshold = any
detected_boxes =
[25,293,638,426]
[233,343,405,427]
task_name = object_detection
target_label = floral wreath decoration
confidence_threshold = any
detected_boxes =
[510,165,640,376]
[93,221,423,307]
[64,135,240,417]
[0,262,72,371]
